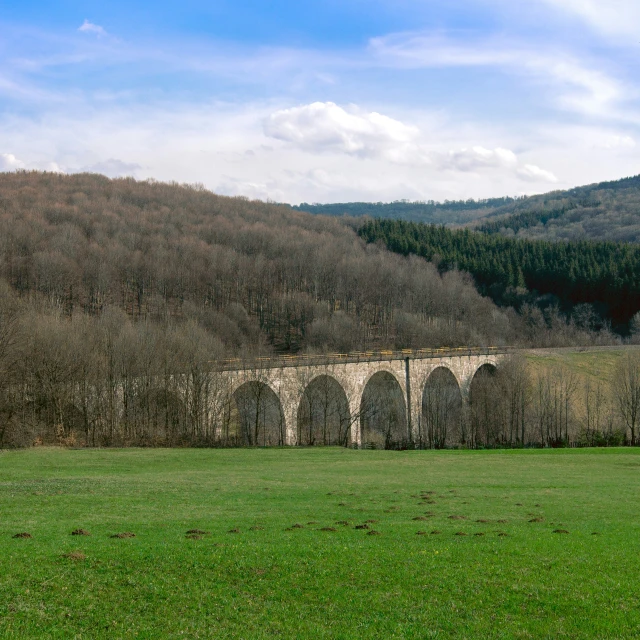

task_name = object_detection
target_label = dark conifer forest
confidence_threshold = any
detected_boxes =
[359,219,640,332]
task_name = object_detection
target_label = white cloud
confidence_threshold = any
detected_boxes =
[445,146,517,172]
[79,158,141,177]
[517,164,559,183]
[263,101,422,162]
[78,20,107,37]
[535,0,640,41]
[369,32,627,120]
[602,135,636,149]
[263,102,556,184]
[0,153,25,171]
[216,176,286,201]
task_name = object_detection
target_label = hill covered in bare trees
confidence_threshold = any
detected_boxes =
[0,171,523,355]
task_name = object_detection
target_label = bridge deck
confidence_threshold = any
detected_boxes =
[218,346,510,371]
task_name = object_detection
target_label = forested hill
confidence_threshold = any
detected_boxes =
[0,171,525,361]
[296,174,640,242]
[359,219,640,332]
[290,197,517,225]
[476,174,640,242]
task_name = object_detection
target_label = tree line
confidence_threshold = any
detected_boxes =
[418,354,640,450]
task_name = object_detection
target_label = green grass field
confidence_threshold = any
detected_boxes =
[1,448,640,639]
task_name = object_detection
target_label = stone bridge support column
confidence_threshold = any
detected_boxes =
[348,396,362,448]
[278,389,299,446]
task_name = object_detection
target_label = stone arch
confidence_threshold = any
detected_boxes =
[420,367,462,449]
[360,371,408,449]
[468,362,499,447]
[469,363,498,403]
[361,366,406,397]
[297,375,351,446]
[226,381,285,446]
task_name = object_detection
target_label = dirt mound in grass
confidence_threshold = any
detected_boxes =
[320,527,337,532]
[412,516,430,521]
[553,529,570,534]
[335,520,350,526]
[228,528,241,534]
[12,532,32,539]
[448,515,467,520]
[110,532,135,539]
[355,524,369,530]
[71,529,90,536]
[365,519,378,524]
[186,529,210,535]
[476,519,491,523]
[430,530,441,535]
[474,532,485,537]
[250,526,265,531]
[416,531,427,535]
[454,531,467,536]
[366,530,381,536]
[528,518,544,523]
[186,533,204,540]
[62,551,86,561]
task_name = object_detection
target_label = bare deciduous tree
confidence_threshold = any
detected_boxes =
[613,353,640,446]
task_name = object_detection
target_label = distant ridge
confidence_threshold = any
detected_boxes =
[295,174,640,242]
[291,196,519,225]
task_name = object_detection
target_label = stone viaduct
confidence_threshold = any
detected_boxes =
[219,347,504,446]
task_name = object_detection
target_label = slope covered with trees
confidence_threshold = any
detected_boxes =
[296,174,640,242]
[359,219,640,331]
[291,197,516,225]
[0,171,521,355]
[476,175,640,241]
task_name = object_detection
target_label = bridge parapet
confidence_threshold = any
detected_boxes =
[217,345,511,372]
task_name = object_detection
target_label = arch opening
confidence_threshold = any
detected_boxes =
[297,375,351,446]
[360,371,407,449]
[469,363,499,447]
[226,381,285,446]
[421,367,462,449]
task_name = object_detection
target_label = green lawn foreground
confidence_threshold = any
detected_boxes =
[1,448,639,639]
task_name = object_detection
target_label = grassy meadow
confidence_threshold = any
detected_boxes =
[1,447,640,638]
[523,347,630,384]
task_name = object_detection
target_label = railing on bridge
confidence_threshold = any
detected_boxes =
[217,345,512,371]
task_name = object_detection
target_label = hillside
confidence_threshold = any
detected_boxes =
[476,175,640,242]
[296,174,640,242]
[0,171,518,359]
[290,197,516,226]
[359,219,640,332]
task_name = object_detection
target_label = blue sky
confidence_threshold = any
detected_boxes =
[1,0,639,203]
